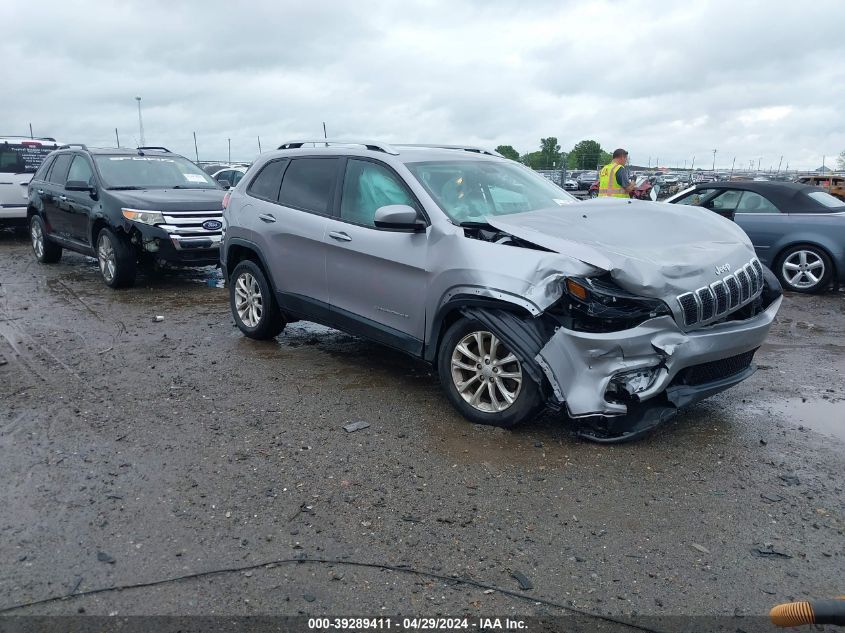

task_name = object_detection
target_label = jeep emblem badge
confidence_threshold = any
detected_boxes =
[202,219,223,231]
[715,263,731,275]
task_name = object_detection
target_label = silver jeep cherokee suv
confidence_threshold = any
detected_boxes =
[221,140,782,442]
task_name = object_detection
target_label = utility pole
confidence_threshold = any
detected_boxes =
[228,138,231,164]
[730,157,736,179]
[135,97,145,146]
[757,157,761,172]
[115,128,120,147]
[258,136,262,153]
[29,123,34,139]
[193,132,199,162]
[776,156,783,175]
[712,148,717,172]
[322,122,328,139]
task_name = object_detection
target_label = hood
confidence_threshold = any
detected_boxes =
[107,188,225,212]
[485,199,756,299]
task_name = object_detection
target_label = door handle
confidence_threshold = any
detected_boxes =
[258,213,276,223]
[37,189,44,195]
[59,195,68,202]
[328,231,351,242]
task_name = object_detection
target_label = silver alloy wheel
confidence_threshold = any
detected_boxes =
[782,249,824,289]
[31,221,44,258]
[97,233,116,282]
[451,330,523,413]
[234,271,263,328]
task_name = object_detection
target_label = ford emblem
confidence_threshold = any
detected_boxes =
[202,219,223,231]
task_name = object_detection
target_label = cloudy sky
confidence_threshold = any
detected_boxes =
[3,0,844,169]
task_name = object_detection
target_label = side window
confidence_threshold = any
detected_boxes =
[247,160,287,201]
[278,158,338,214]
[33,156,55,181]
[340,159,416,227]
[47,154,73,185]
[736,191,779,213]
[675,188,716,206]
[66,155,94,185]
[704,189,742,212]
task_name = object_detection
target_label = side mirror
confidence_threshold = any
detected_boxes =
[373,204,425,231]
[66,180,93,192]
[649,185,660,201]
[217,179,231,189]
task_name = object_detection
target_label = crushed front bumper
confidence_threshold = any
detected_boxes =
[536,296,782,440]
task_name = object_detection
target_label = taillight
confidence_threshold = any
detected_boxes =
[222,192,230,209]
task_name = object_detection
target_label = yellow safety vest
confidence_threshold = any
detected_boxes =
[597,162,628,198]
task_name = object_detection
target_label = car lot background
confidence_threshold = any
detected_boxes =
[0,228,842,619]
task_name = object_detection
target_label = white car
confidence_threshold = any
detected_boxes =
[210,166,248,189]
[1,137,62,223]
[563,177,579,191]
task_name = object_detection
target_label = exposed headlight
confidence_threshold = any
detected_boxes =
[121,209,165,225]
[561,276,671,332]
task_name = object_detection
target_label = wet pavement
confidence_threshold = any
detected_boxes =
[0,226,843,624]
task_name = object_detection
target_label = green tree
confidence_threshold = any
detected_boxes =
[539,137,562,170]
[837,150,845,170]
[521,150,544,170]
[567,139,607,170]
[495,145,521,161]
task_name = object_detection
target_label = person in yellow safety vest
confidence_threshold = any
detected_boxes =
[597,148,635,198]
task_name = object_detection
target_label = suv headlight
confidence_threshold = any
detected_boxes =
[561,276,671,332]
[122,209,165,225]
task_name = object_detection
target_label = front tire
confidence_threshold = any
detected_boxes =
[775,245,832,293]
[229,260,285,339]
[437,317,542,428]
[30,215,62,263]
[96,228,137,288]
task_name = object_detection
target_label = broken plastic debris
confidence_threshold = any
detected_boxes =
[152,315,164,322]
[343,421,370,433]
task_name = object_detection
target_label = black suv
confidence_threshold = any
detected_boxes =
[27,145,226,287]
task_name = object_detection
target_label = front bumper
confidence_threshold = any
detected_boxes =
[536,295,782,419]
[132,223,221,266]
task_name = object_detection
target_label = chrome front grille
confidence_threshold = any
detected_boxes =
[676,258,764,327]
[159,209,224,250]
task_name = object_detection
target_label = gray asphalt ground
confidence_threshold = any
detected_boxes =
[0,227,842,629]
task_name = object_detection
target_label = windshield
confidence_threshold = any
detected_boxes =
[0,142,57,174]
[407,160,577,224]
[807,191,845,208]
[93,154,220,189]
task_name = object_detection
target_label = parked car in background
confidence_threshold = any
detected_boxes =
[563,176,579,191]
[667,181,845,293]
[27,145,225,287]
[577,170,598,190]
[221,139,781,442]
[797,174,845,202]
[1,136,62,225]
[210,166,248,189]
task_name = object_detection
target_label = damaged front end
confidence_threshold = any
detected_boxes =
[462,263,783,443]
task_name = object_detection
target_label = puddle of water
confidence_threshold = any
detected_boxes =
[769,397,845,441]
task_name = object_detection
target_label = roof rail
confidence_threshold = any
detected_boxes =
[0,136,57,142]
[277,139,400,156]
[58,143,88,150]
[136,146,172,153]
[396,144,504,158]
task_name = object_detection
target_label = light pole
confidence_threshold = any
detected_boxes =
[135,97,145,146]
[712,149,717,172]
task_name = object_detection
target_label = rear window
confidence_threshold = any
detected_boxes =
[807,191,845,209]
[278,158,338,214]
[0,142,58,174]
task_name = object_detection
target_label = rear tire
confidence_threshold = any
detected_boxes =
[229,260,285,339]
[30,215,62,263]
[437,317,542,428]
[96,228,137,288]
[775,244,832,293]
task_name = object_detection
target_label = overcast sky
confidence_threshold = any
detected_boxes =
[3,0,844,170]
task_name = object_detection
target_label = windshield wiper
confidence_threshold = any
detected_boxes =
[108,186,146,190]
[458,220,494,228]
[170,185,213,189]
